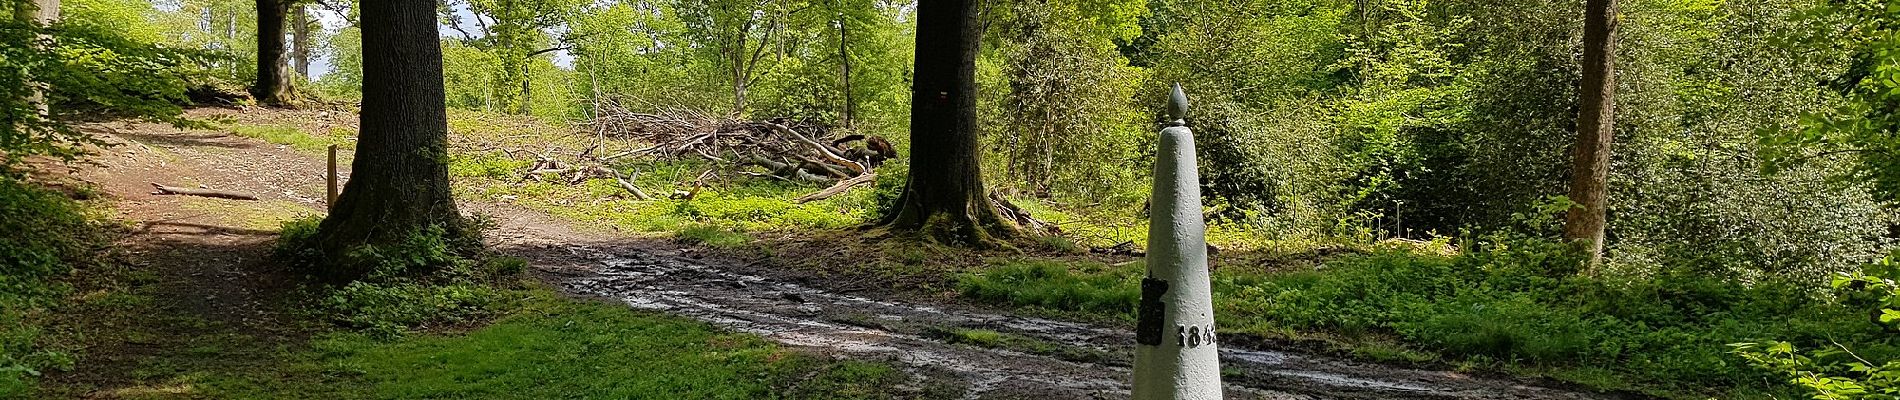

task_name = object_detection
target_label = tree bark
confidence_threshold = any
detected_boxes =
[837,7,854,128]
[15,0,58,117]
[877,0,1015,246]
[1562,0,1618,269]
[254,0,295,106]
[732,31,749,115]
[314,0,466,279]
[292,4,310,78]
[520,64,533,115]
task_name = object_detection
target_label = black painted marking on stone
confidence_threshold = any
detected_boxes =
[1137,277,1169,346]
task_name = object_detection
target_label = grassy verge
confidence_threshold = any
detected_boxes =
[0,177,108,397]
[27,214,916,398]
[955,238,1886,399]
[230,123,353,155]
[120,289,907,399]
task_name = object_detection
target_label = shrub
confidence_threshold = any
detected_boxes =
[321,281,505,338]
[1736,258,1900,399]
[276,217,523,337]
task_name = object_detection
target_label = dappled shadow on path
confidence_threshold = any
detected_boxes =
[39,219,314,398]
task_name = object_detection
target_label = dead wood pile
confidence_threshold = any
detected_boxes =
[504,101,893,202]
[493,100,1056,235]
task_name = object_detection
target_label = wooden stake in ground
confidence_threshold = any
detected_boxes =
[327,144,339,208]
[149,183,259,201]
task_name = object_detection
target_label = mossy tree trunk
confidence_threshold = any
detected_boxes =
[253,0,295,106]
[313,0,466,279]
[877,0,1016,246]
[1562,0,1619,268]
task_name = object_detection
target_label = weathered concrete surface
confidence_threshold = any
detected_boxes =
[1132,120,1223,398]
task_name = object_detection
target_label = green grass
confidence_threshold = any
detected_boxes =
[953,237,1886,399]
[59,290,907,399]
[230,124,351,155]
[956,259,1143,318]
[679,224,754,249]
[309,294,902,399]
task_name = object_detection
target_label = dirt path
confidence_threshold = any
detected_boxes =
[480,208,1611,400]
[41,115,328,397]
[60,110,1617,399]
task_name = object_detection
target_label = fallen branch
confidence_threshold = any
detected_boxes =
[763,122,867,175]
[586,166,654,201]
[989,191,1058,234]
[149,183,259,201]
[795,173,876,203]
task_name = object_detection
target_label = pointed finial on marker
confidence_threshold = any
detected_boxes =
[1167,83,1189,126]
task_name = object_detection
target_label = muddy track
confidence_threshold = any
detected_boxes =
[525,242,1608,400]
[80,112,1612,400]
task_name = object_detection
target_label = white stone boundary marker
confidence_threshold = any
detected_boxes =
[1132,83,1223,400]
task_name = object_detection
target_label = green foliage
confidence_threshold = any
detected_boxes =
[448,152,533,179]
[0,178,96,396]
[984,0,1150,203]
[321,281,506,338]
[149,0,257,86]
[678,224,753,249]
[957,260,1142,317]
[0,179,91,308]
[870,160,907,218]
[957,235,1884,397]
[316,21,362,100]
[1246,241,1873,398]
[566,0,915,135]
[1760,0,1900,201]
[0,0,209,170]
[278,217,522,338]
[1737,259,1900,399]
[1131,0,1897,284]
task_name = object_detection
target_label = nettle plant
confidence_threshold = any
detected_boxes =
[1735,258,1900,399]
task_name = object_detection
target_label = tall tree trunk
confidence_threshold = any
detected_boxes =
[292,4,309,78]
[519,63,533,115]
[877,0,1015,245]
[837,10,854,128]
[15,0,58,117]
[732,33,749,116]
[254,0,295,106]
[314,0,465,280]
[1562,0,1619,268]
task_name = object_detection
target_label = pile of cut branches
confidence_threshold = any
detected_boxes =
[500,100,896,203]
